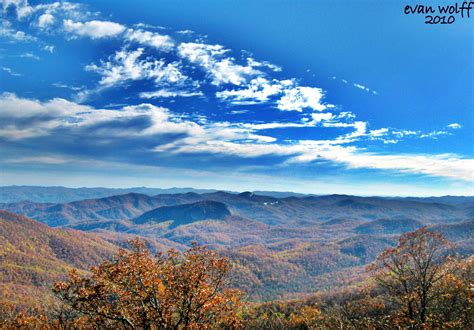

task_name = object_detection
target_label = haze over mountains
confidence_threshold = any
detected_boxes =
[0,186,221,203]
[0,186,473,300]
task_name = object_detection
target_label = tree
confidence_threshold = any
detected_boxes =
[53,240,242,329]
[368,227,453,326]
[429,256,473,328]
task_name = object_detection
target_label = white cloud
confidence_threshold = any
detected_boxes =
[0,93,198,139]
[321,121,368,143]
[37,13,54,28]
[310,112,334,123]
[246,58,282,72]
[5,156,70,164]
[216,78,284,104]
[63,19,125,39]
[158,140,290,158]
[176,29,194,34]
[5,1,83,26]
[217,78,330,113]
[318,148,474,182]
[353,82,378,94]
[229,110,249,115]
[85,48,187,87]
[277,86,327,112]
[348,121,367,138]
[240,122,306,130]
[140,89,203,98]
[43,45,54,53]
[1,93,472,182]
[20,52,39,60]
[178,42,261,85]
[52,82,83,91]
[392,129,419,137]
[420,130,449,139]
[0,92,90,119]
[353,83,368,91]
[1,0,34,19]
[369,128,389,137]
[237,113,335,131]
[0,20,37,42]
[125,28,174,51]
[1,66,22,76]
[133,22,166,30]
[156,131,474,181]
[0,92,94,139]
[447,123,462,129]
[0,125,50,139]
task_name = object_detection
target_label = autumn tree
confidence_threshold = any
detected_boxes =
[368,227,453,326]
[53,240,242,329]
[429,256,473,328]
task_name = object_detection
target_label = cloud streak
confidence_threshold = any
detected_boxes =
[1,93,471,182]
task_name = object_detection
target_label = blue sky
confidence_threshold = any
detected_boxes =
[0,0,472,196]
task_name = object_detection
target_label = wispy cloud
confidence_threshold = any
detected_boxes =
[85,48,187,87]
[217,78,331,112]
[216,78,285,104]
[178,42,261,86]
[176,29,194,35]
[20,52,39,60]
[140,89,203,99]
[1,92,471,182]
[1,66,22,76]
[277,86,327,112]
[5,155,70,164]
[42,45,54,53]
[52,82,83,91]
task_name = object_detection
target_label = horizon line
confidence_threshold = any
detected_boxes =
[1,184,473,199]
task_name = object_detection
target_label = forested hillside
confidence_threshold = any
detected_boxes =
[1,227,471,329]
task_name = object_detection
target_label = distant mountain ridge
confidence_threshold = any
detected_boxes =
[0,185,221,203]
[2,186,472,204]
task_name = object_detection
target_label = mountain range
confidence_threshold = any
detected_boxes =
[0,186,316,203]
[0,187,473,301]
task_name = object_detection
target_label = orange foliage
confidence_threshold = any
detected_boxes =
[52,240,243,329]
